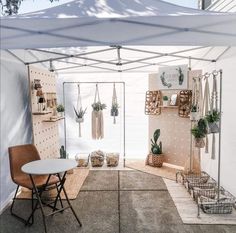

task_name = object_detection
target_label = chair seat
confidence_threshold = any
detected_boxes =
[14,175,60,190]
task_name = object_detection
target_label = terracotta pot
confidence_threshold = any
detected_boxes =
[195,138,205,148]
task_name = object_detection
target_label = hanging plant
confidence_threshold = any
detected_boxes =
[190,105,199,121]
[191,118,207,148]
[205,109,220,133]
[92,102,106,111]
[74,106,87,123]
[111,103,119,117]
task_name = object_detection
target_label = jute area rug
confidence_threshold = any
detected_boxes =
[17,167,89,200]
[125,159,178,181]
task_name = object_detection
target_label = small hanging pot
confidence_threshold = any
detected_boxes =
[207,122,219,134]
[195,138,205,148]
[111,108,118,117]
[190,112,200,121]
[76,117,84,123]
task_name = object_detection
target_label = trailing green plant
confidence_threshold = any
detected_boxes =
[163,96,168,101]
[191,118,207,138]
[150,129,162,155]
[60,145,68,159]
[92,101,106,111]
[205,109,220,123]
[56,104,64,112]
[74,106,87,119]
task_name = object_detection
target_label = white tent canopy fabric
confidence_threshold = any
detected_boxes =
[1,0,236,49]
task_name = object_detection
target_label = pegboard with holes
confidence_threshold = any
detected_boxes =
[28,66,60,159]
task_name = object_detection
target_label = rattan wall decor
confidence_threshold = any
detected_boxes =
[145,90,161,115]
[178,90,192,118]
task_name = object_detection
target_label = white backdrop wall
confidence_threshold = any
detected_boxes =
[56,72,149,160]
[0,51,48,212]
[192,47,236,197]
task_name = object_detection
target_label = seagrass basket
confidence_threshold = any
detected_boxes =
[146,153,164,167]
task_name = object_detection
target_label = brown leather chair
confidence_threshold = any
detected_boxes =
[8,144,60,225]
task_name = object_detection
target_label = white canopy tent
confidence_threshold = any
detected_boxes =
[1,0,236,50]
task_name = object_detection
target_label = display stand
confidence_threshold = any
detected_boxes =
[63,82,126,167]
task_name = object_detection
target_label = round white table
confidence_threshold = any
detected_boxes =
[22,159,77,175]
[21,159,82,233]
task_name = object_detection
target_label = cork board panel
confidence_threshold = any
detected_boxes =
[28,66,60,159]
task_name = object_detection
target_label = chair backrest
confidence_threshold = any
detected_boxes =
[8,144,41,183]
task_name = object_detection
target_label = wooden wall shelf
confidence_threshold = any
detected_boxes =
[32,111,52,115]
[159,106,178,108]
[42,117,64,122]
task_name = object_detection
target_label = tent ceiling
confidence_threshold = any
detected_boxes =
[5,45,229,73]
[1,0,236,49]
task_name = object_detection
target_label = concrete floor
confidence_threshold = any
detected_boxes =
[0,170,236,233]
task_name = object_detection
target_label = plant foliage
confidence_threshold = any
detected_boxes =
[56,104,64,112]
[74,106,87,119]
[150,129,162,155]
[0,0,58,15]
[163,96,168,101]
[205,109,220,123]
[191,118,207,138]
[92,101,106,111]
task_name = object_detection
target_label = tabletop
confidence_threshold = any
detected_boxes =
[22,159,77,175]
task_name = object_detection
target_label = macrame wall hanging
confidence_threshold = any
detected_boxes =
[190,77,203,121]
[202,74,210,153]
[74,84,87,137]
[145,91,161,115]
[91,84,106,140]
[209,73,219,160]
[178,90,192,118]
[111,83,119,124]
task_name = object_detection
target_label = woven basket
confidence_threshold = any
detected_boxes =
[146,153,164,167]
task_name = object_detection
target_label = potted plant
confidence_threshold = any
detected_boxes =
[74,107,87,123]
[205,109,220,133]
[191,118,207,148]
[162,96,169,107]
[56,104,65,117]
[74,106,87,137]
[190,105,199,121]
[146,129,164,167]
[92,101,106,112]
[111,103,119,117]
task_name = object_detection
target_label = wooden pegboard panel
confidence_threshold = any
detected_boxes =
[28,66,60,159]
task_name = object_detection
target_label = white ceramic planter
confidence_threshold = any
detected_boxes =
[163,100,168,107]
[190,112,199,121]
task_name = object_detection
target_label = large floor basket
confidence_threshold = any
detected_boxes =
[146,153,164,167]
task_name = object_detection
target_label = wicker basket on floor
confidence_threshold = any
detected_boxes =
[146,153,164,167]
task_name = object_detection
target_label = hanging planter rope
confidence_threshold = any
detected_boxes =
[74,84,87,137]
[111,83,119,124]
[202,75,210,153]
[91,84,106,140]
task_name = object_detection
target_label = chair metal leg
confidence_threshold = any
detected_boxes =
[10,185,34,226]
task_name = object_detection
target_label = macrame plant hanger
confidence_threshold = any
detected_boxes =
[111,83,118,124]
[202,73,210,153]
[76,84,83,137]
[92,84,104,140]
[210,72,219,160]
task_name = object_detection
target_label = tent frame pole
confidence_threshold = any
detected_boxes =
[63,81,126,167]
